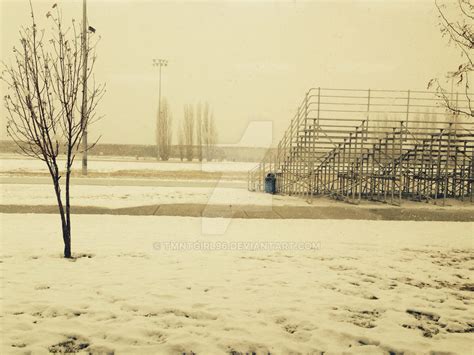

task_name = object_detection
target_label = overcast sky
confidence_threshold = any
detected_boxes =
[0,0,462,147]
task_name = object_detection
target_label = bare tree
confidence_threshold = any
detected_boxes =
[208,110,218,161]
[429,0,473,118]
[201,102,219,161]
[177,121,184,161]
[156,98,172,160]
[374,114,388,139]
[1,3,104,258]
[412,112,422,136]
[202,102,210,160]
[183,104,194,161]
[195,102,203,162]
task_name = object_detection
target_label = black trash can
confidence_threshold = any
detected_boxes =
[264,173,276,194]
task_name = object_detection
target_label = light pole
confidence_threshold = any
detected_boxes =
[152,58,168,159]
[81,0,88,175]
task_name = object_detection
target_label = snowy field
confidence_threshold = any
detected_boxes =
[1,214,473,354]
[3,183,473,211]
[0,184,307,208]
[0,155,257,174]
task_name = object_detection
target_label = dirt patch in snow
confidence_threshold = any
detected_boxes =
[1,203,473,222]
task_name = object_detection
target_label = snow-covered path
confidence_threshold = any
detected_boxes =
[1,214,472,354]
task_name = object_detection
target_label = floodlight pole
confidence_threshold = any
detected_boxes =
[159,64,162,120]
[81,0,88,175]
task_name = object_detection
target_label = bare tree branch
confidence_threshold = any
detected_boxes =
[430,0,473,119]
[1,2,105,258]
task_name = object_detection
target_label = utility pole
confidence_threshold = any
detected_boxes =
[81,0,88,175]
[152,58,168,159]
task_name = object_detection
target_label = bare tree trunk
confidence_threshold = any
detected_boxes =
[157,99,172,161]
[184,104,194,161]
[65,164,72,258]
[209,111,218,161]
[203,103,210,161]
[53,179,71,258]
[177,124,184,161]
[196,103,203,162]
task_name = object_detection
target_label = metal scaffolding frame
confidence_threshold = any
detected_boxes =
[248,88,474,205]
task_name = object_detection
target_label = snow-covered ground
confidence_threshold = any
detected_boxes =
[0,184,307,208]
[0,155,257,174]
[1,214,472,354]
[4,182,474,211]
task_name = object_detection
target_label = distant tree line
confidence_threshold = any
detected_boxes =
[155,99,218,162]
[0,140,272,162]
[373,109,447,139]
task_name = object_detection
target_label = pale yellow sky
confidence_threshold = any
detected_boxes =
[0,0,461,146]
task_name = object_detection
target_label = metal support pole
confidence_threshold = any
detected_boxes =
[81,0,88,175]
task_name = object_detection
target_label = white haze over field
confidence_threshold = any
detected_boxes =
[0,0,463,146]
